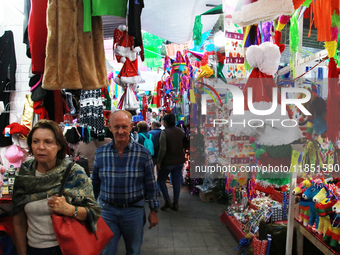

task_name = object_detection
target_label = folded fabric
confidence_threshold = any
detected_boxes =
[3,123,30,137]
[30,74,43,91]
[31,83,47,102]
[29,74,41,88]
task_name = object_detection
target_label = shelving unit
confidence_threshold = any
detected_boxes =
[294,218,339,255]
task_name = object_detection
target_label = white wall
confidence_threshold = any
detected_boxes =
[1,0,31,119]
[1,0,31,165]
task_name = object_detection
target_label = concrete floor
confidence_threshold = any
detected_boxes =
[116,184,239,255]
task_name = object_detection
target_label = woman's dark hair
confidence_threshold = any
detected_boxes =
[27,120,68,160]
[163,113,176,127]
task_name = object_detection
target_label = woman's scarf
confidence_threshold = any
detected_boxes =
[12,158,101,232]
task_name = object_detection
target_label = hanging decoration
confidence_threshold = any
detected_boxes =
[289,11,299,77]
[232,0,295,27]
[301,141,324,174]
[192,15,203,47]
[159,51,194,113]
[230,42,302,146]
[113,25,141,63]
[113,25,144,110]
[225,12,245,79]
[325,15,340,142]
[142,31,165,70]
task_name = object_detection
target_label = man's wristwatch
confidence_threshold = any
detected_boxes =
[73,206,78,218]
[150,208,158,213]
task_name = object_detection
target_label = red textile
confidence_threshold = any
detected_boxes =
[140,45,145,62]
[274,31,285,53]
[0,216,14,240]
[156,81,163,108]
[54,90,63,123]
[252,236,267,255]
[28,0,48,74]
[326,57,340,142]
[255,183,275,194]
[3,123,30,136]
[142,95,148,120]
[33,100,49,119]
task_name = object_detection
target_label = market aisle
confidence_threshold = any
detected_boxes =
[117,185,239,255]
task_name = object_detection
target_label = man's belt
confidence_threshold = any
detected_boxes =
[105,196,144,208]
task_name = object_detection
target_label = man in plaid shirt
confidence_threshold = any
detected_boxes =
[92,110,159,255]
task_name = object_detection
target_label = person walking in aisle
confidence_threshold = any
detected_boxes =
[148,121,162,165]
[92,110,159,255]
[157,113,186,211]
[148,121,162,195]
[136,121,151,146]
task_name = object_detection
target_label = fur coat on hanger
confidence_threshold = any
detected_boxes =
[42,0,109,90]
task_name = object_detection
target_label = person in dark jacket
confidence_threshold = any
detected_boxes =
[157,114,186,211]
[148,121,162,195]
[148,121,162,165]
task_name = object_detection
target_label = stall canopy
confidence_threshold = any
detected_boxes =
[103,0,222,44]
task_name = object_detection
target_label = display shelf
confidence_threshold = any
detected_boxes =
[0,194,12,203]
[294,218,340,255]
[255,184,285,203]
[220,212,245,241]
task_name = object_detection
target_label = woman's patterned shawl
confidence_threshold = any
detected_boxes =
[12,158,101,232]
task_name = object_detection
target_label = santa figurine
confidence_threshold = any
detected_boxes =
[230,42,302,188]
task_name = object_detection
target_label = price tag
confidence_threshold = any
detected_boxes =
[4,128,10,137]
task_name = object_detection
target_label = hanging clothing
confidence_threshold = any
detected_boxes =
[0,82,10,107]
[28,0,48,74]
[0,91,11,147]
[83,0,128,32]
[0,31,16,92]
[0,113,13,147]
[128,0,144,47]
[80,89,105,141]
[20,95,34,131]
[23,0,31,58]
[42,0,109,90]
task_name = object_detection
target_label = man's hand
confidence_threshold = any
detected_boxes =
[148,211,159,229]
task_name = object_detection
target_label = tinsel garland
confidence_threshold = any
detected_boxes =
[192,15,203,47]
[250,143,292,159]
[289,11,299,77]
[255,176,290,188]
[190,178,202,195]
[250,140,291,187]
[244,61,252,72]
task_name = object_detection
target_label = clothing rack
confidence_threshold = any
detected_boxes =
[62,123,92,144]
[3,81,30,93]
